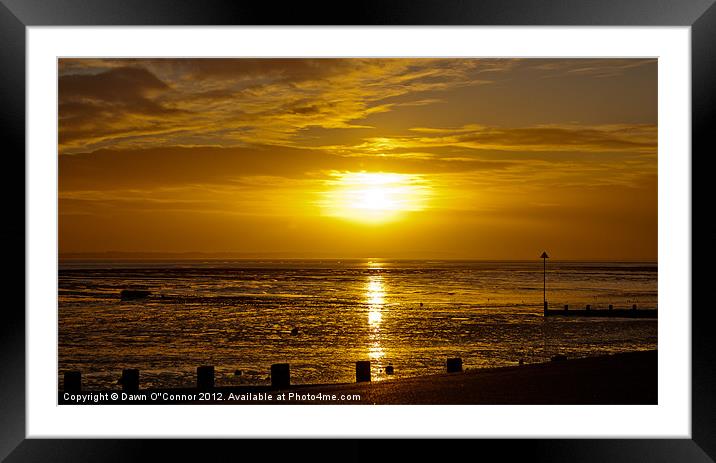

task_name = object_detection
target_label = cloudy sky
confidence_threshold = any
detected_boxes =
[58,58,657,260]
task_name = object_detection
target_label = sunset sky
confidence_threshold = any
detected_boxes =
[58,58,657,260]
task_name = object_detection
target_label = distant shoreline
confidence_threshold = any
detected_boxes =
[59,256,659,265]
[58,252,658,262]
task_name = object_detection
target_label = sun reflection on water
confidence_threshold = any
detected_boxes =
[368,343,384,360]
[366,275,385,327]
[365,274,388,374]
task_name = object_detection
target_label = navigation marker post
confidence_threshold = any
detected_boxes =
[541,251,550,316]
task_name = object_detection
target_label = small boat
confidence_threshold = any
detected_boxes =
[120,289,151,301]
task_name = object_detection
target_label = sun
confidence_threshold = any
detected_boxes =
[357,188,392,211]
[320,172,429,223]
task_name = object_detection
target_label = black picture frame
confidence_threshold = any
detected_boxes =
[4,0,713,461]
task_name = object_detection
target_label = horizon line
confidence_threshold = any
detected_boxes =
[58,252,658,263]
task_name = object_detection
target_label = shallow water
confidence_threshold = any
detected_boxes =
[58,259,657,390]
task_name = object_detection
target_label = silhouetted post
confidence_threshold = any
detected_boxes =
[385,364,394,375]
[564,304,569,312]
[121,369,139,393]
[632,304,637,310]
[586,304,591,311]
[446,357,463,373]
[271,363,290,389]
[355,361,371,382]
[541,251,550,315]
[64,371,81,393]
[609,304,614,311]
[197,366,215,390]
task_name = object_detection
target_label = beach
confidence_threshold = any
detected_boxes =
[59,350,657,405]
[303,349,657,405]
[59,259,658,391]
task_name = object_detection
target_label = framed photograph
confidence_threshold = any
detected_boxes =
[7,0,713,460]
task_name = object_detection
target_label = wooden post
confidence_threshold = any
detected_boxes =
[609,304,613,310]
[121,369,140,393]
[355,361,371,382]
[586,304,591,311]
[446,357,463,373]
[64,371,81,393]
[271,363,290,389]
[564,304,569,311]
[632,304,638,310]
[197,366,215,390]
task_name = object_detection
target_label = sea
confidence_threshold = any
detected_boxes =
[58,259,658,390]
